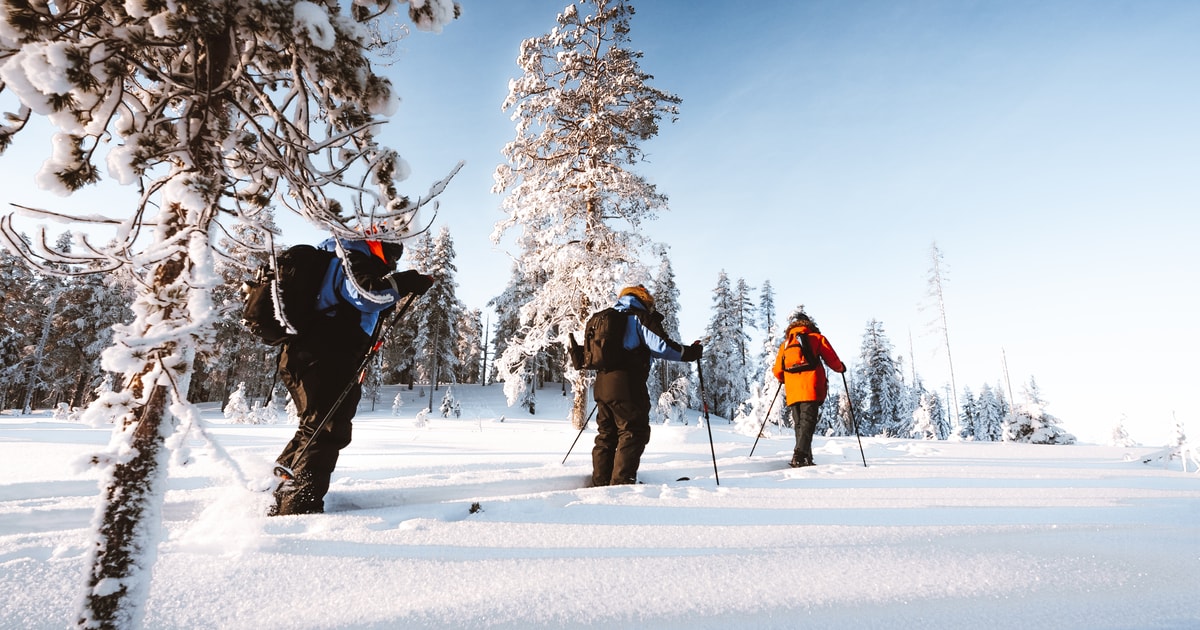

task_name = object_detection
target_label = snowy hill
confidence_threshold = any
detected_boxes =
[2,383,1198,629]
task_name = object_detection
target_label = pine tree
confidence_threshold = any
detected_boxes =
[490,0,680,429]
[413,227,462,390]
[1002,377,1076,444]
[852,319,908,437]
[958,386,978,441]
[648,249,688,419]
[975,383,1005,441]
[0,2,458,624]
[1110,415,1137,447]
[700,271,750,419]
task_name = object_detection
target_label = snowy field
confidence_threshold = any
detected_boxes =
[1,383,1198,629]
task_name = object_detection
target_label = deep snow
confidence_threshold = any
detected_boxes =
[1,383,1198,629]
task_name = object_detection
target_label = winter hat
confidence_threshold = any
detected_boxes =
[788,305,819,331]
[619,285,655,311]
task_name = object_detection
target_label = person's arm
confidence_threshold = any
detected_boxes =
[815,334,846,373]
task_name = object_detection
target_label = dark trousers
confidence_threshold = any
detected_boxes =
[789,401,821,464]
[592,398,652,486]
[271,337,363,515]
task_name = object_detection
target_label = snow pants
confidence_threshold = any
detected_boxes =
[789,401,821,466]
[592,398,652,486]
[270,335,364,515]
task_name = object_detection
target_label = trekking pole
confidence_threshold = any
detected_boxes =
[561,403,598,464]
[696,362,720,485]
[748,381,784,458]
[275,292,419,480]
[841,371,868,468]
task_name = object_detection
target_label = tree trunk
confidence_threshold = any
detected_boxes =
[77,382,173,629]
[570,371,588,430]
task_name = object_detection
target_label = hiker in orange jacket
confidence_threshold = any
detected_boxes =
[772,309,846,467]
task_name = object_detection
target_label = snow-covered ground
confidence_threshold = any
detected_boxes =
[2,384,1197,629]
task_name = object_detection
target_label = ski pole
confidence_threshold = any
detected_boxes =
[841,371,868,468]
[696,361,720,485]
[748,381,784,458]
[561,403,598,464]
[275,292,419,480]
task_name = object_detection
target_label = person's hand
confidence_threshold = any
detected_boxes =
[387,270,434,296]
[681,341,703,362]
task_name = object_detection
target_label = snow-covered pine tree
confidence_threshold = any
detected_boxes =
[699,271,751,419]
[1002,377,1076,444]
[851,319,909,437]
[456,308,484,385]
[392,391,405,417]
[957,386,978,441]
[439,386,461,418]
[413,227,462,391]
[911,390,939,440]
[0,1,458,624]
[975,383,1005,441]
[1110,415,1137,447]
[222,383,251,424]
[490,0,680,429]
[648,249,687,419]
[655,376,691,425]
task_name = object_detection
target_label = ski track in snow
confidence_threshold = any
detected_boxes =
[2,384,1199,629]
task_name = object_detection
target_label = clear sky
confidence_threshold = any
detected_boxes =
[3,0,1198,444]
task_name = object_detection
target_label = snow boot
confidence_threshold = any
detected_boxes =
[268,468,327,516]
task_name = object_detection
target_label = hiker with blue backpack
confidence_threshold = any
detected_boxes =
[264,236,432,516]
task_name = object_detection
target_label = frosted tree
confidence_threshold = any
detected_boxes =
[222,383,252,423]
[491,0,680,429]
[648,249,687,416]
[911,391,939,440]
[922,242,960,427]
[455,307,484,385]
[412,227,462,390]
[439,386,461,418]
[957,386,978,440]
[1003,377,1076,444]
[391,391,405,417]
[700,271,750,419]
[0,1,458,625]
[975,383,1006,441]
[1110,415,1137,447]
[851,319,908,437]
[655,376,691,425]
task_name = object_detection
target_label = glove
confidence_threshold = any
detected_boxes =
[681,342,702,362]
[387,270,434,296]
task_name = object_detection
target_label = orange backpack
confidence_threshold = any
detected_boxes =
[782,329,820,373]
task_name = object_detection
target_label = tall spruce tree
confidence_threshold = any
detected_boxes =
[852,319,909,437]
[490,0,680,428]
[647,249,687,418]
[0,2,458,624]
[700,271,750,419]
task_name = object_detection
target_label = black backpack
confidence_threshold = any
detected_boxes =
[241,245,335,345]
[576,307,628,371]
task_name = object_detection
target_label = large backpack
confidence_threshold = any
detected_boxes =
[577,307,628,371]
[781,328,821,373]
[240,244,335,345]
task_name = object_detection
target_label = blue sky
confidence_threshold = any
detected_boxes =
[378,0,1199,444]
[3,1,1197,443]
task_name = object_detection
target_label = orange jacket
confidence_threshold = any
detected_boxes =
[772,324,846,404]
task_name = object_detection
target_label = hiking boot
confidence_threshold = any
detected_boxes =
[268,469,326,516]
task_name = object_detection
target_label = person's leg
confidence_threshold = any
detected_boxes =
[792,402,819,466]
[272,343,359,515]
[591,401,618,487]
[611,399,652,485]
